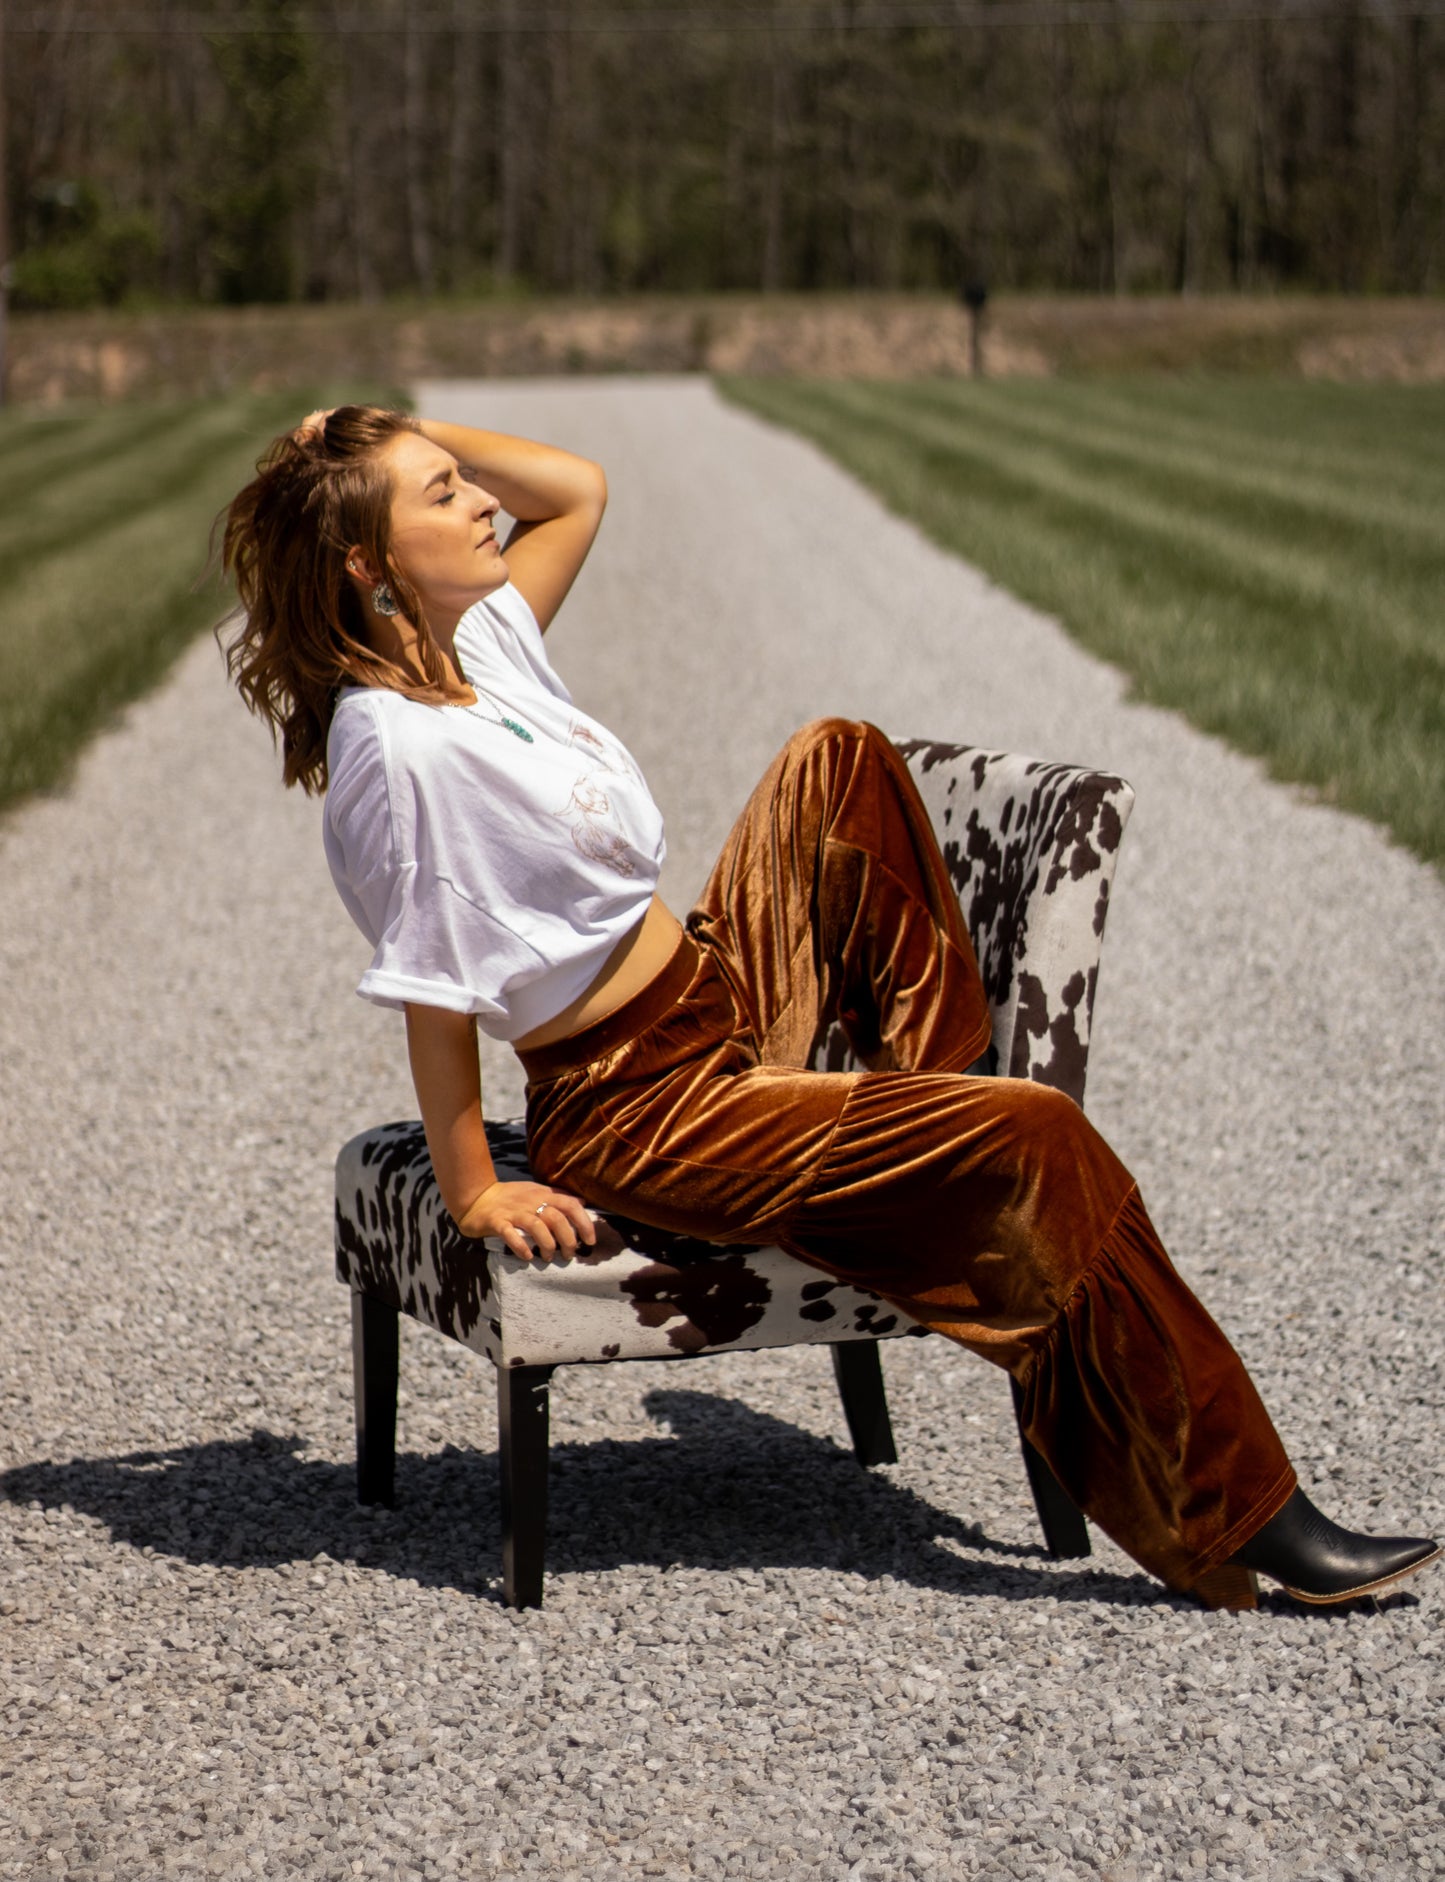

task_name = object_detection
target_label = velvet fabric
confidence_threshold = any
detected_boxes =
[522,719,1295,1593]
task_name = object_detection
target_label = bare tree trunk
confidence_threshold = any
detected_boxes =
[762,46,786,291]
[545,16,570,290]
[1245,21,1275,288]
[404,14,435,294]
[24,0,79,197]
[1101,24,1124,293]
[1389,14,1425,287]
[723,71,745,289]
[497,0,521,282]
[0,0,10,406]
[559,17,591,292]
[1177,38,1202,294]
[337,3,380,301]
[447,0,479,288]
[845,48,865,285]
[1328,0,1364,288]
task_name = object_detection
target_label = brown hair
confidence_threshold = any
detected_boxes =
[220,404,455,794]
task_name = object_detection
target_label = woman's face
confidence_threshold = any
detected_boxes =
[379,430,508,630]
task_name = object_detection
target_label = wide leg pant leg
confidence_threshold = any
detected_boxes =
[526,720,1295,1591]
[685,716,993,1077]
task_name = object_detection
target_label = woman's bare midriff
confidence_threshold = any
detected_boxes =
[512,895,685,1052]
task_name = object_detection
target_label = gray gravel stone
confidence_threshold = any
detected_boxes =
[1,377,1441,1880]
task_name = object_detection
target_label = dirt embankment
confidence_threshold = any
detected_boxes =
[9,292,1445,405]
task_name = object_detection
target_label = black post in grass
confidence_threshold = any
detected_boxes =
[961,279,989,380]
[0,0,9,407]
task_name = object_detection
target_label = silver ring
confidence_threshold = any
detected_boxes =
[535,1202,549,1215]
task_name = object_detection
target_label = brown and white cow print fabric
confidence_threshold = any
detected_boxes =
[334,1117,928,1369]
[334,743,1134,1370]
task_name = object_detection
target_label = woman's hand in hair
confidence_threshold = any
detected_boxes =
[295,407,336,443]
[413,416,607,633]
[456,1181,598,1260]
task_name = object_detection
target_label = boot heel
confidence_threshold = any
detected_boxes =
[1191,1564,1260,1611]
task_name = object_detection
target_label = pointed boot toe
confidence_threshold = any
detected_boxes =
[1226,1488,1441,1608]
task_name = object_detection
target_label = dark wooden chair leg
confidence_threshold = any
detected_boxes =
[831,1341,899,1467]
[498,1363,556,1610]
[352,1292,399,1508]
[1009,1375,1090,1558]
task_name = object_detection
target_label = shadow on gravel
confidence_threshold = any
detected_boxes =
[1,1388,1163,1609]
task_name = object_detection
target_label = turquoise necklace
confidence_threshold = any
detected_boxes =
[468,687,534,744]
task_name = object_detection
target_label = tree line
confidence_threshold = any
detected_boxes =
[7,1,1444,312]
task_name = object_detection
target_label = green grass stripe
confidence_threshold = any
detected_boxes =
[1051,378,1445,489]
[776,379,1445,697]
[917,378,1445,552]
[717,375,1445,869]
[0,400,279,579]
[873,382,1437,669]
[0,403,136,469]
[888,382,1429,612]
[794,380,1444,673]
[0,403,199,520]
[0,385,393,814]
[919,394,1445,674]
[975,376,1445,495]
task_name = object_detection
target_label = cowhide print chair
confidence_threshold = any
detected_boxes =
[335,740,1135,1607]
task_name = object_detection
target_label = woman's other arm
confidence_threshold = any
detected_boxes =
[416,418,606,633]
[404,1003,596,1259]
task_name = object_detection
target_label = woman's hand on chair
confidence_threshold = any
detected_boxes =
[456,1181,597,1260]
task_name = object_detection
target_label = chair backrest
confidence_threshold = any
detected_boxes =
[817,742,1134,1108]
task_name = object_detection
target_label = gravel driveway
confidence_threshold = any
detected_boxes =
[2,376,1441,1882]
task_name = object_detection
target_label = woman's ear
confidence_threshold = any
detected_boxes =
[345,547,383,586]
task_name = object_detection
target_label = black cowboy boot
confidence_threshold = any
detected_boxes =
[1195,1488,1440,1610]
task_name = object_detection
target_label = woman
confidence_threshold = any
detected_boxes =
[223,403,1437,1614]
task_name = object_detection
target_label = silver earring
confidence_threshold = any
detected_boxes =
[371,582,400,618]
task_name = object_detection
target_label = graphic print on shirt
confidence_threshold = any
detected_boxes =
[566,717,644,784]
[550,717,648,877]
[557,775,638,877]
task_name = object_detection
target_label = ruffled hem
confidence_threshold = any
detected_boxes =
[1011,1186,1295,1591]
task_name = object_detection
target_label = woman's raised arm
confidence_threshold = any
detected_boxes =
[416,418,606,633]
[404,1003,596,1260]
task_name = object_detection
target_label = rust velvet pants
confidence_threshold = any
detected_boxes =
[521,720,1296,1593]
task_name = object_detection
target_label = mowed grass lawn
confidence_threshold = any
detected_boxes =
[719,376,1445,871]
[0,387,391,814]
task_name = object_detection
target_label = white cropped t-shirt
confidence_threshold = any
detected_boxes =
[323,582,666,1042]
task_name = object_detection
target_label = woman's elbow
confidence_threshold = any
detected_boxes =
[577,457,607,520]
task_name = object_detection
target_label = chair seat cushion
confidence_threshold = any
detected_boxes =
[336,1119,926,1371]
